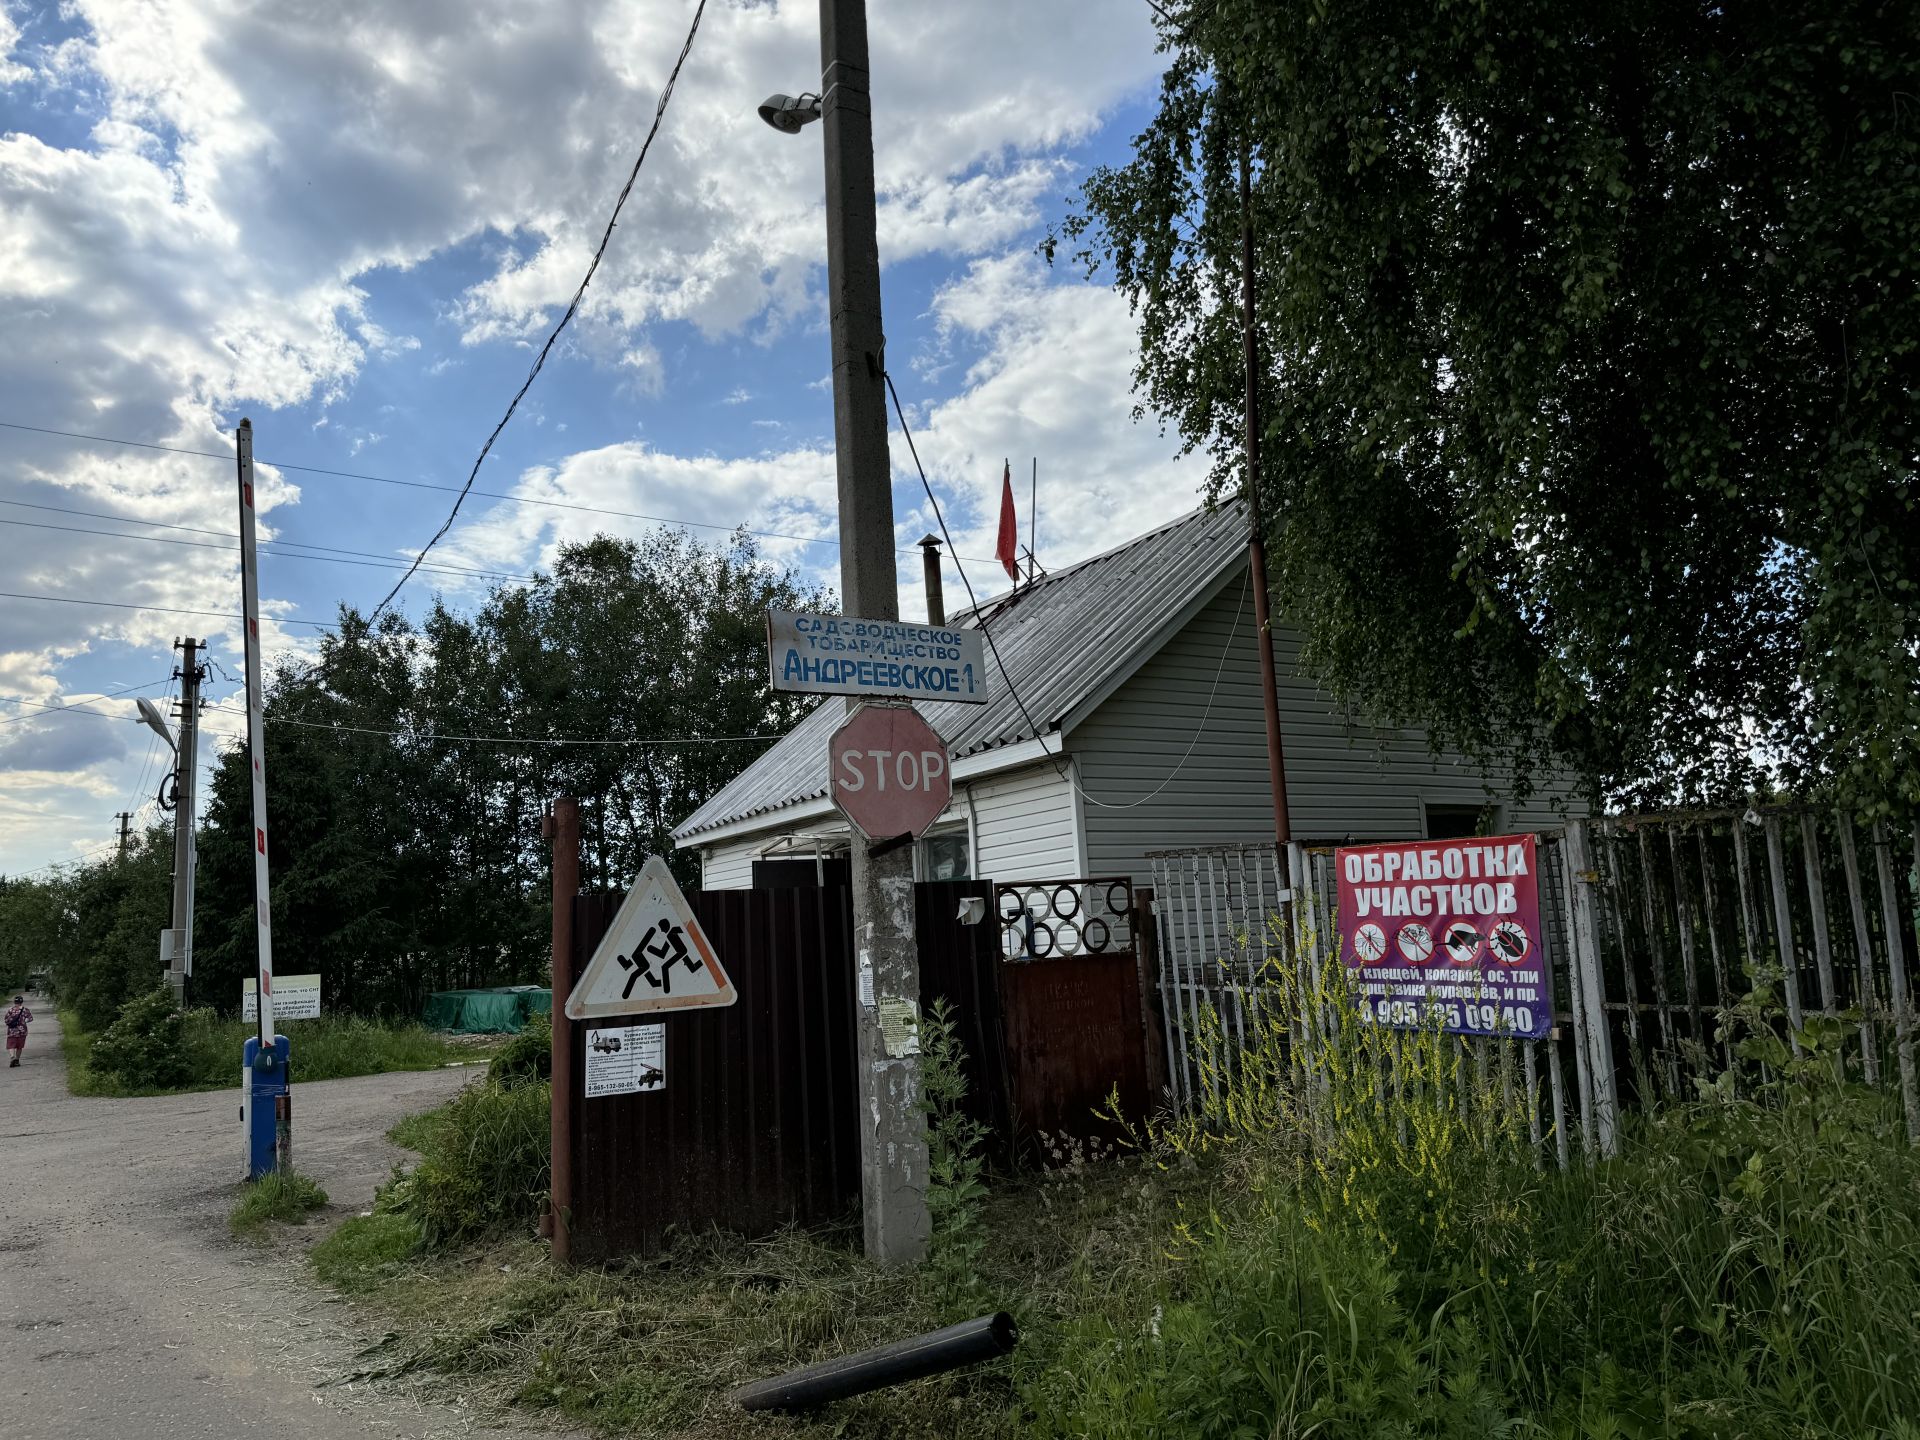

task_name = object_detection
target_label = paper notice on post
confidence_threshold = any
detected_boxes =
[876,997,921,1058]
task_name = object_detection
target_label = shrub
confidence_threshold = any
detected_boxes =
[379,1079,551,1248]
[89,985,190,1089]
[488,1011,551,1089]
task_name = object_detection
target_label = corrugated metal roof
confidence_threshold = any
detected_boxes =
[672,501,1248,842]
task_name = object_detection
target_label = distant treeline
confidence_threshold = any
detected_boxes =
[6,530,825,1029]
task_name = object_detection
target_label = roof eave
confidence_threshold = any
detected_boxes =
[671,733,1065,850]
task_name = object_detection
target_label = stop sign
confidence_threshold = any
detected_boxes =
[829,704,952,841]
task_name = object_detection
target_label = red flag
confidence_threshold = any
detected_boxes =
[996,460,1019,580]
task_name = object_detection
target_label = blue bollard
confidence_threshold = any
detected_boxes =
[241,1034,292,1180]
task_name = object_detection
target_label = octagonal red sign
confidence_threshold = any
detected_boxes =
[829,703,952,841]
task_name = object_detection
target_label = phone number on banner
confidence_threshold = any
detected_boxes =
[1362,997,1540,1035]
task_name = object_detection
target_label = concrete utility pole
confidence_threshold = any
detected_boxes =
[167,636,203,1005]
[115,811,132,860]
[1238,144,1294,850]
[818,0,930,1263]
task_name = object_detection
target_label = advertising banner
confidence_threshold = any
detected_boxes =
[1335,834,1552,1039]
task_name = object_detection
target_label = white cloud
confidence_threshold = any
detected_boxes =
[889,252,1193,606]
[0,5,29,87]
[0,0,1166,873]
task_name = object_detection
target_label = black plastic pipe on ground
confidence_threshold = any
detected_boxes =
[731,1312,1018,1412]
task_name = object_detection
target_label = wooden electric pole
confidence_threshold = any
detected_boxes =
[818,0,930,1263]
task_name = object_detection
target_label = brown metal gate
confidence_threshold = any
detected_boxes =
[563,885,860,1261]
[555,872,1161,1260]
[993,878,1153,1149]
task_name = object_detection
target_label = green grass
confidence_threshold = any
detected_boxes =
[230,1170,328,1236]
[60,1008,498,1097]
[311,1213,425,1293]
[386,1107,449,1154]
[306,967,1920,1438]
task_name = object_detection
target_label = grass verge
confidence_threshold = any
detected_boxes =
[230,1170,328,1236]
[310,1161,1167,1440]
[308,972,1920,1438]
[59,1008,499,1097]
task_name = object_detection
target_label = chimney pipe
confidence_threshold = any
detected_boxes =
[919,535,945,626]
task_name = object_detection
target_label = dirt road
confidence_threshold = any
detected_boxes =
[0,1005,558,1439]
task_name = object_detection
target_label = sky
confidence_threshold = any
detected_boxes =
[0,0,1199,879]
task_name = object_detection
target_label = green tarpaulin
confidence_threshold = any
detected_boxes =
[421,985,551,1034]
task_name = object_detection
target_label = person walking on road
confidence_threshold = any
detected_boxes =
[5,996,31,1067]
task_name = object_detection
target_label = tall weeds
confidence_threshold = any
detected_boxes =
[1026,956,1920,1438]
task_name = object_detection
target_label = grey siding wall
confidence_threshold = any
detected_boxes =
[1074,577,1579,881]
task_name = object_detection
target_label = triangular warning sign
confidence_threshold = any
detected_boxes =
[565,856,736,1020]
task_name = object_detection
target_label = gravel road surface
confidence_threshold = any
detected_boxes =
[0,1004,561,1439]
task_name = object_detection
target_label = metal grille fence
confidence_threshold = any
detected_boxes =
[1150,811,1920,1164]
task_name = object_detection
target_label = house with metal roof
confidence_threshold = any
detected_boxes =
[672,503,1574,888]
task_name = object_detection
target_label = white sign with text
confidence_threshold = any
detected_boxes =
[767,610,987,704]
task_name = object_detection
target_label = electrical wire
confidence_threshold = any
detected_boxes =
[0,589,336,629]
[193,701,783,749]
[22,687,783,750]
[8,842,122,879]
[0,422,998,566]
[0,513,540,584]
[0,676,175,728]
[882,369,1248,811]
[369,0,709,619]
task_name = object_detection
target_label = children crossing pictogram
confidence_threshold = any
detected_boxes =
[565,856,736,1019]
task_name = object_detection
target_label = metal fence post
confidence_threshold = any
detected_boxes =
[1565,821,1619,1157]
[1875,822,1919,1141]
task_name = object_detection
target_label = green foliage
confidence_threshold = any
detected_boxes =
[25,528,818,1030]
[63,1010,482,1096]
[377,1079,551,1248]
[487,1011,551,1090]
[1023,963,1920,1437]
[0,876,62,993]
[387,1107,447,1154]
[88,985,190,1089]
[1063,1,1918,811]
[919,998,990,1320]
[230,1170,328,1236]
[189,528,824,1019]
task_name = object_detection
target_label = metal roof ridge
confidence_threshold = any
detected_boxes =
[947,498,1239,626]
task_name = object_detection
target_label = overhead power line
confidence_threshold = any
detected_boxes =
[0,422,998,567]
[0,514,540,584]
[370,0,710,619]
[194,701,782,749]
[0,676,175,729]
[19,685,786,750]
[0,589,337,630]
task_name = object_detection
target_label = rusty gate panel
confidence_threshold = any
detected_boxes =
[994,878,1152,1148]
[565,885,859,1262]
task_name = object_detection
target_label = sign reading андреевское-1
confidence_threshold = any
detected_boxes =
[767,610,988,704]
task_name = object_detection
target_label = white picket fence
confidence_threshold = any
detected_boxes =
[1149,810,1920,1162]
